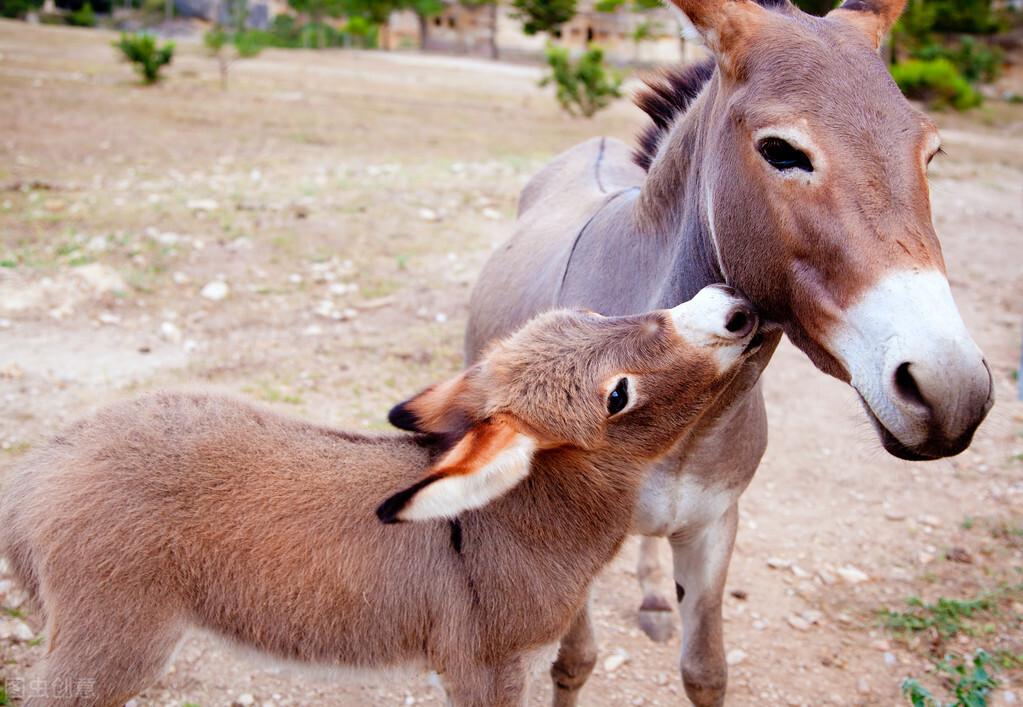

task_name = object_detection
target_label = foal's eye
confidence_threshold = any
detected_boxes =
[607,378,630,416]
[757,137,813,173]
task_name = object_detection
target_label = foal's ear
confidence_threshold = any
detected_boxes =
[666,0,770,67]
[828,0,908,49]
[388,370,475,435]
[377,416,536,524]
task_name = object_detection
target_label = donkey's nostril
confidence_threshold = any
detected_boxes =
[725,308,752,335]
[893,362,929,411]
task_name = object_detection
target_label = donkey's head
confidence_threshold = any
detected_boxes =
[378,285,762,523]
[667,0,992,460]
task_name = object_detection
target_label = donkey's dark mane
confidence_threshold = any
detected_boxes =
[632,59,715,171]
[632,0,792,171]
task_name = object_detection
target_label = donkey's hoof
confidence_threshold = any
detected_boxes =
[638,607,676,642]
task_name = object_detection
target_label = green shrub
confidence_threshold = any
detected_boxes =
[205,26,262,89]
[930,0,1002,34]
[541,44,622,118]
[890,58,981,110]
[113,33,174,84]
[902,650,998,707]
[269,12,302,45]
[0,0,42,18]
[343,15,377,47]
[913,37,1002,84]
[68,1,96,25]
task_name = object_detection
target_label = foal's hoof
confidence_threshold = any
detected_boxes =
[638,596,676,642]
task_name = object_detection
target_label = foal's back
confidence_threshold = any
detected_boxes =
[0,392,459,672]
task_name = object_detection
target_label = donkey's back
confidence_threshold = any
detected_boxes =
[466,136,644,360]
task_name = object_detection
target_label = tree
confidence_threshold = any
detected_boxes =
[512,0,575,36]
[408,0,443,50]
[0,0,43,18]
[541,44,622,117]
[930,0,1000,34]
[288,0,347,47]
[204,26,261,90]
[460,0,499,59]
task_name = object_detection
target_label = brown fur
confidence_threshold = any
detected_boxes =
[0,299,758,707]
[465,1,990,705]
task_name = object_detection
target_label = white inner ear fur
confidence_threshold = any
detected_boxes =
[398,434,537,522]
[753,125,825,185]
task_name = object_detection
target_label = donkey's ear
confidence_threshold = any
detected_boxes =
[377,416,536,524]
[388,370,474,435]
[666,0,769,67]
[828,0,907,49]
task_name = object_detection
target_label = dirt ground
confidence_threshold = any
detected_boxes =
[0,20,1021,707]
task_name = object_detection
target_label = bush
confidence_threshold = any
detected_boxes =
[890,58,981,110]
[67,1,95,25]
[113,33,174,84]
[541,44,622,118]
[913,37,1002,84]
[268,13,302,45]
[344,15,377,47]
[930,0,1002,34]
[0,0,42,18]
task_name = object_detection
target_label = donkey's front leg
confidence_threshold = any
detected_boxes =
[550,598,598,707]
[670,503,739,707]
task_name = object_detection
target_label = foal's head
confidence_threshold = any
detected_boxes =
[659,0,992,460]
[379,285,761,523]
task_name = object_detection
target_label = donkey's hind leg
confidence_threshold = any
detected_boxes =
[636,535,677,642]
[24,607,184,707]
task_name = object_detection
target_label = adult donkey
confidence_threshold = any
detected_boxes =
[460,0,994,704]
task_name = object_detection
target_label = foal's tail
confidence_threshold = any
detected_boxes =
[0,454,46,623]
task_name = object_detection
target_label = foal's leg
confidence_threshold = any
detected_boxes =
[445,660,528,707]
[25,606,183,707]
[549,599,598,707]
[669,503,738,707]
[636,535,677,642]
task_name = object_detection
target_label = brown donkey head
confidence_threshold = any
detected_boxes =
[378,286,761,523]
[665,0,992,460]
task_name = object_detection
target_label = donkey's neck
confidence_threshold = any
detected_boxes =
[634,77,725,308]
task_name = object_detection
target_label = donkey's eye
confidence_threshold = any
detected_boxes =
[757,137,813,173]
[607,378,630,416]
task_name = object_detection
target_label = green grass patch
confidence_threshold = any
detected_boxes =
[243,382,303,406]
[882,584,1023,643]
[882,594,994,637]
[5,440,34,458]
[902,650,998,707]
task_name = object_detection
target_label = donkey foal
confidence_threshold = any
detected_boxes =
[0,285,763,707]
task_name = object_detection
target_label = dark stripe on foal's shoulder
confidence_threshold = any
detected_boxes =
[450,518,463,555]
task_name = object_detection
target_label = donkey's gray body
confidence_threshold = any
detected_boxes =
[466,136,760,706]
[464,3,993,694]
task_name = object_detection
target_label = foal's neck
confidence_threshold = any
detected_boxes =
[634,75,725,308]
[467,451,637,579]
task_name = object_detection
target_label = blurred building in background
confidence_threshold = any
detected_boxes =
[385,0,705,63]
